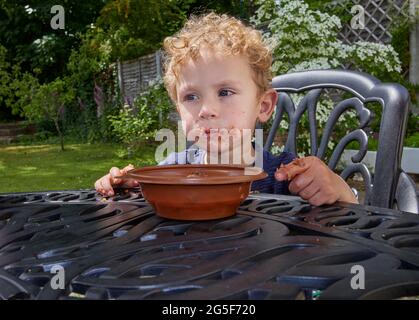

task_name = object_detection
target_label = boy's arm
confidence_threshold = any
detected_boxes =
[275,156,358,206]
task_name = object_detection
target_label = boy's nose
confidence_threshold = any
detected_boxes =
[199,103,219,119]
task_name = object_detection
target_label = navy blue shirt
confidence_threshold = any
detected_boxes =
[250,149,295,194]
[158,147,296,195]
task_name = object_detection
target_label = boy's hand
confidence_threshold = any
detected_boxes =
[275,156,358,206]
[94,164,139,197]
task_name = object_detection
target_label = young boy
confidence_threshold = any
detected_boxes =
[95,12,357,206]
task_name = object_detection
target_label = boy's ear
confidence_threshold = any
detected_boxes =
[257,89,278,123]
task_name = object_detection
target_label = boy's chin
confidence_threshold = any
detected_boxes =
[205,144,249,164]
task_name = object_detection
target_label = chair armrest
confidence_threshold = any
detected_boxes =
[395,171,419,214]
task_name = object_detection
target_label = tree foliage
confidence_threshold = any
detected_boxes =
[0,0,106,81]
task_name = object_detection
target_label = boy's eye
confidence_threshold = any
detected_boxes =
[184,94,199,101]
[219,89,234,97]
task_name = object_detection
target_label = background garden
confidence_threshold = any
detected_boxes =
[0,0,418,193]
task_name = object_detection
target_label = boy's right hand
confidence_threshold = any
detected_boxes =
[94,164,139,197]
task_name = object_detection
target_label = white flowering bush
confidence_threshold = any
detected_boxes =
[251,0,402,157]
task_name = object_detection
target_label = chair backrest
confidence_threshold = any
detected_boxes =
[265,69,410,209]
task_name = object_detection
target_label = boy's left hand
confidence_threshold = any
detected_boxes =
[275,156,358,206]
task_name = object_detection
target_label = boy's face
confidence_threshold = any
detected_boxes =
[175,47,277,154]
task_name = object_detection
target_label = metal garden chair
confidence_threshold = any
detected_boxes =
[265,69,418,213]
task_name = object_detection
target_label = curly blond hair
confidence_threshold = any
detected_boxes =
[162,12,273,102]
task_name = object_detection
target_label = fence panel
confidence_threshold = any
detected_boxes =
[117,50,162,103]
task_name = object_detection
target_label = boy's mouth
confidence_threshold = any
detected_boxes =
[204,128,219,135]
[203,128,226,140]
[190,127,239,143]
[203,127,234,134]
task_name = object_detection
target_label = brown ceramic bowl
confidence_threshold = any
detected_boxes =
[120,164,267,221]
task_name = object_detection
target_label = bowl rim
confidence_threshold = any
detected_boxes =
[120,164,268,185]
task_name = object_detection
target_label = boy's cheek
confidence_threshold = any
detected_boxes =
[180,119,189,136]
[178,116,196,137]
[185,124,207,144]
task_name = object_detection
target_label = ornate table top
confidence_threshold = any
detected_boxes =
[0,189,418,300]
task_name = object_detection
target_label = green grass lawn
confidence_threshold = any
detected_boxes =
[0,143,157,193]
